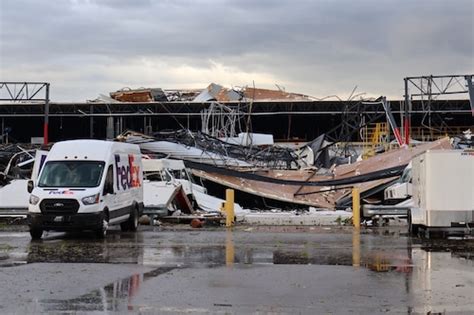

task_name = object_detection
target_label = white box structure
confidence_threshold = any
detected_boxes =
[411,150,474,227]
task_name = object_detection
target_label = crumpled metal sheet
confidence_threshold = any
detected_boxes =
[193,83,242,102]
[191,137,452,209]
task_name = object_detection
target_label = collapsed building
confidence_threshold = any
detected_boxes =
[0,76,472,211]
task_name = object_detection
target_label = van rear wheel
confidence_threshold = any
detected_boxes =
[30,227,43,240]
[121,207,139,232]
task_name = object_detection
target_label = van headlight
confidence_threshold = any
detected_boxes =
[29,194,40,205]
[82,193,100,205]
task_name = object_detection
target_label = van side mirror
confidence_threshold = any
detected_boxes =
[27,180,34,193]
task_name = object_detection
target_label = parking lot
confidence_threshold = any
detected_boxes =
[0,225,473,314]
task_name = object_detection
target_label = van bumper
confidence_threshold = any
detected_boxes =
[28,212,104,231]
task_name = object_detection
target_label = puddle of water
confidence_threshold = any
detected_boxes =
[2,229,472,271]
[2,229,472,313]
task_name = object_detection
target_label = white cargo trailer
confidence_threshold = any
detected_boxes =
[408,149,474,237]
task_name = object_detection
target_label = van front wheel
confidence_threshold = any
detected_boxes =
[95,211,109,239]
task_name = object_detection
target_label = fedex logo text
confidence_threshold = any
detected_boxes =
[115,154,141,190]
[48,190,74,195]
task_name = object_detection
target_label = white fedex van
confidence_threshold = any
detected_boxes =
[27,140,144,239]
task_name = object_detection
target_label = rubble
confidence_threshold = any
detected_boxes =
[141,157,242,222]
[0,144,42,185]
[189,137,452,209]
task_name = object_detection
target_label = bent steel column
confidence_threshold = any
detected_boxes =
[466,75,474,116]
[404,78,410,145]
[43,83,50,144]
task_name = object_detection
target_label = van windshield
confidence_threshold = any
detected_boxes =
[38,161,106,188]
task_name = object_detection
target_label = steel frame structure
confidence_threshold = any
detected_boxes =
[321,98,387,157]
[403,74,474,144]
[0,82,471,143]
[0,82,50,144]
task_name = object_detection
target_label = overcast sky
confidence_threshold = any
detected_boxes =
[0,0,473,101]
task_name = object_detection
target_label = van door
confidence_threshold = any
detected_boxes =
[102,165,120,221]
[112,154,134,221]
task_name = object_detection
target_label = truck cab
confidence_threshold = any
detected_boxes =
[384,162,412,204]
[27,140,144,239]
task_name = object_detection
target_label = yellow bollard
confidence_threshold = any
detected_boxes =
[352,186,360,229]
[225,189,235,228]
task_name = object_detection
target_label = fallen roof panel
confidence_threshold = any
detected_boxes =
[190,138,452,209]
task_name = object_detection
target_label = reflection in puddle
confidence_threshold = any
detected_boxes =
[272,249,413,274]
[365,253,413,273]
[226,229,234,267]
[26,231,144,264]
[40,267,175,313]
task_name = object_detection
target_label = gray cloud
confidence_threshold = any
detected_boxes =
[0,0,472,100]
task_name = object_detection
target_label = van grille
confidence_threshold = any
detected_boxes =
[40,199,80,215]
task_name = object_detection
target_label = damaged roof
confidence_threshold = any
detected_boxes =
[110,88,168,102]
[243,87,313,101]
[107,83,313,103]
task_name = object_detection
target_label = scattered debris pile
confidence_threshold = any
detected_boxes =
[108,88,204,103]
[141,158,236,225]
[452,129,473,149]
[189,137,453,209]
[120,130,302,169]
[0,144,41,185]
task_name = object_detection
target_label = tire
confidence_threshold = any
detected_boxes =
[95,211,109,239]
[407,210,419,236]
[30,227,43,240]
[121,207,139,232]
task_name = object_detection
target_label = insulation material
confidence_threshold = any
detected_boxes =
[243,87,313,101]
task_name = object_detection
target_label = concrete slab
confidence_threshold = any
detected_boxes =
[240,210,352,225]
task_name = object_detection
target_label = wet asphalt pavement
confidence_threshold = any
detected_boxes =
[0,225,473,314]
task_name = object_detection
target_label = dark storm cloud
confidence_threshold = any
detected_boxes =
[0,0,472,100]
